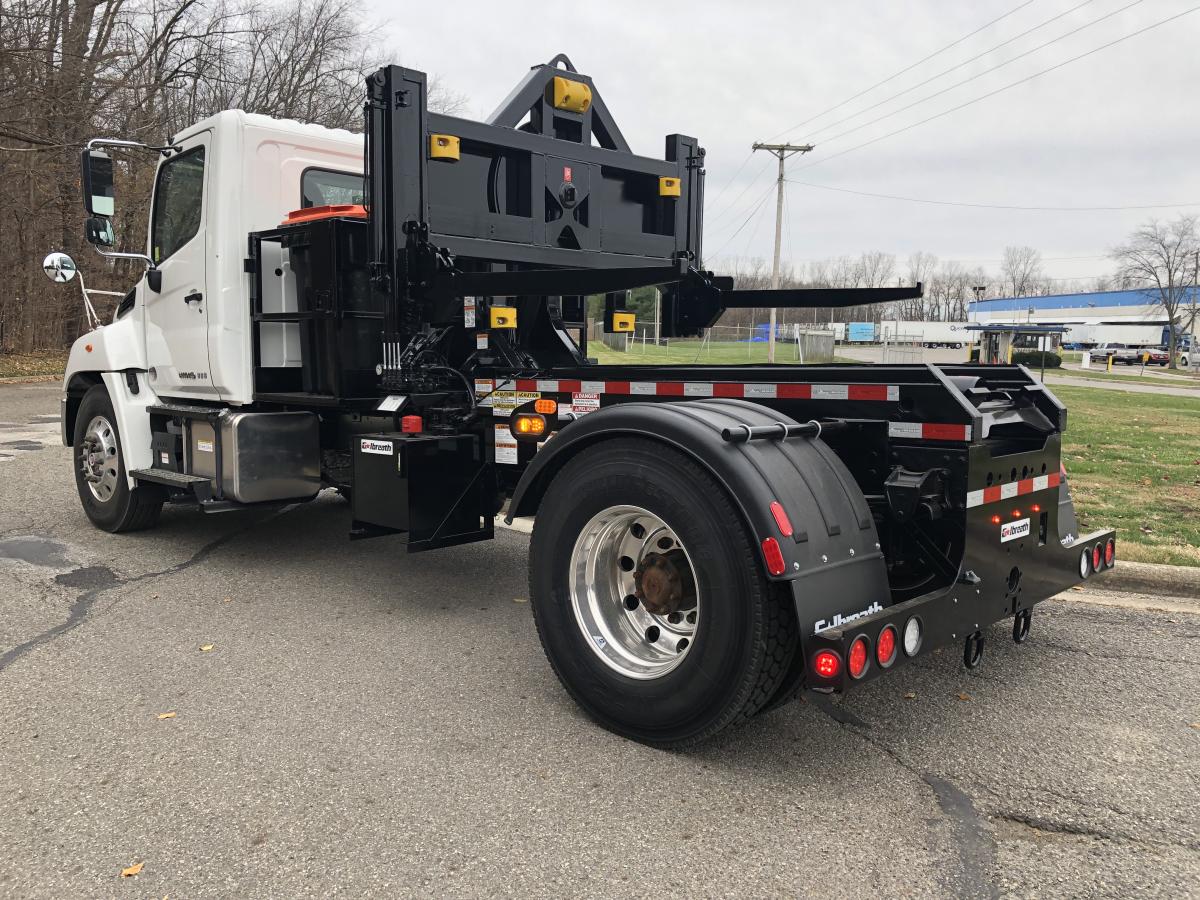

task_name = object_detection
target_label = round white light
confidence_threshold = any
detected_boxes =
[902,617,922,657]
[1079,549,1090,579]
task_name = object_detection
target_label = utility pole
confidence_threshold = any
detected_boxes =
[752,141,813,363]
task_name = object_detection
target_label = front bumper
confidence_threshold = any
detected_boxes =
[806,524,1117,692]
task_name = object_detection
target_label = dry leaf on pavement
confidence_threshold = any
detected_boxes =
[903,692,917,700]
[157,712,176,720]
[199,644,214,652]
[120,862,143,877]
[956,692,972,701]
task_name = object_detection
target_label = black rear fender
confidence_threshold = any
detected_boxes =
[508,399,890,637]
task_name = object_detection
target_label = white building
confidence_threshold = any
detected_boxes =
[968,288,1198,348]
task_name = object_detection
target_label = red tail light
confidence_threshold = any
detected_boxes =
[813,650,841,679]
[876,625,898,667]
[1092,544,1103,573]
[769,501,794,537]
[401,415,423,433]
[1105,538,1115,567]
[848,636,869,679]
[761,537,786,576]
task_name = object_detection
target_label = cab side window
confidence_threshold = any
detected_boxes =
[150,147,205,263]
[301,168,363,208]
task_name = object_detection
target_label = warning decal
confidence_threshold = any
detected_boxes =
[571,392,600,415]
[488,390,541,418]
[494,424,518,465]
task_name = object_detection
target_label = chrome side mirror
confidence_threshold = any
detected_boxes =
[42,252,78,283]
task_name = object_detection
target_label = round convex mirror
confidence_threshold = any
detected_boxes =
[42,252,78,284]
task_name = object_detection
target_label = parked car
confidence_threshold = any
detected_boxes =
[1093,343,1168,366]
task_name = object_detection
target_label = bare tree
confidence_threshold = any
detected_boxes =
[0,0,467,352]
[1000,245,1043,298]
[1110,216,1199,367]
[903,251,937,319]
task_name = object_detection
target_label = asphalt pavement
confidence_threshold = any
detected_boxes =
[1,382,1198,898]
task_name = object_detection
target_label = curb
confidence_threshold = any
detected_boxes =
[1087,560,1200,600]
[0,374,62,385]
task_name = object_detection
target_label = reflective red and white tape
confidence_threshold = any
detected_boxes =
[966,472,1060,509]
[474,378,901,402]
[887,422,973,442]
[474,379,974,442]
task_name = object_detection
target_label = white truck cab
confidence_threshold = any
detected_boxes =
[61,112,363,490]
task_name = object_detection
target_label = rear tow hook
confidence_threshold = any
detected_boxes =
[963,631,985,669]
[1012,609,1032,644]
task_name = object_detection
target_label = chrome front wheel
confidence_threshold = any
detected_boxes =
[79,414,120,503]
[568,505,699,680]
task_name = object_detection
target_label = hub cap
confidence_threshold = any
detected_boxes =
[79,415,119,503]
[568,505,699,679]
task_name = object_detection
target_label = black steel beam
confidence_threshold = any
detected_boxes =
[447,260,687,297]
[718,283,924,310]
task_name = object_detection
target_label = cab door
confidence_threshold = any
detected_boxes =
[143,135,215,399]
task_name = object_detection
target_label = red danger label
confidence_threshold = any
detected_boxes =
[563,166,572,182]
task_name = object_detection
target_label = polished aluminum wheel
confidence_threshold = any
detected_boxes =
[79,415,120,503]
[568,505,699,680]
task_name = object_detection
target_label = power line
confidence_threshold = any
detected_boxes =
[765,0,1040,143]
[791,4,1200,175]
[806,0,1143,151]
[706,181,778,259]
[705,160,774,227]
[785,178,1200,211]
[801,0,1099,142]
[708,2,1041,222]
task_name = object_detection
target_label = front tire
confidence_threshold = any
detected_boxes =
[73,385,164,533]
[529,438,797,747]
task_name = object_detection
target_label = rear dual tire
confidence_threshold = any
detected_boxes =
[529,438,797,748]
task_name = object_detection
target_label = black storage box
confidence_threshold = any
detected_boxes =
[351,431,493,551]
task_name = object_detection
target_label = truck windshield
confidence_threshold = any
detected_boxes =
[301,168,364,208]
[150,147,205,263]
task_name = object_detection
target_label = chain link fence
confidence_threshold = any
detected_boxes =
[880,333,925,365]
[589,322,836,364]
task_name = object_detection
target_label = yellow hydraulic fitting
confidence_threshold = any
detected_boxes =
[609,312,635,334]
[489,306,518,329]
[552,76,592,114]
[429,134,460,161]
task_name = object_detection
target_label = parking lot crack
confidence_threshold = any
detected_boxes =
[991,811,1200,851]
[810,694,1000,899]
[0,508,292,676]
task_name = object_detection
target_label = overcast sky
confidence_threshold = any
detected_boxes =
[366,0,1200,287]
